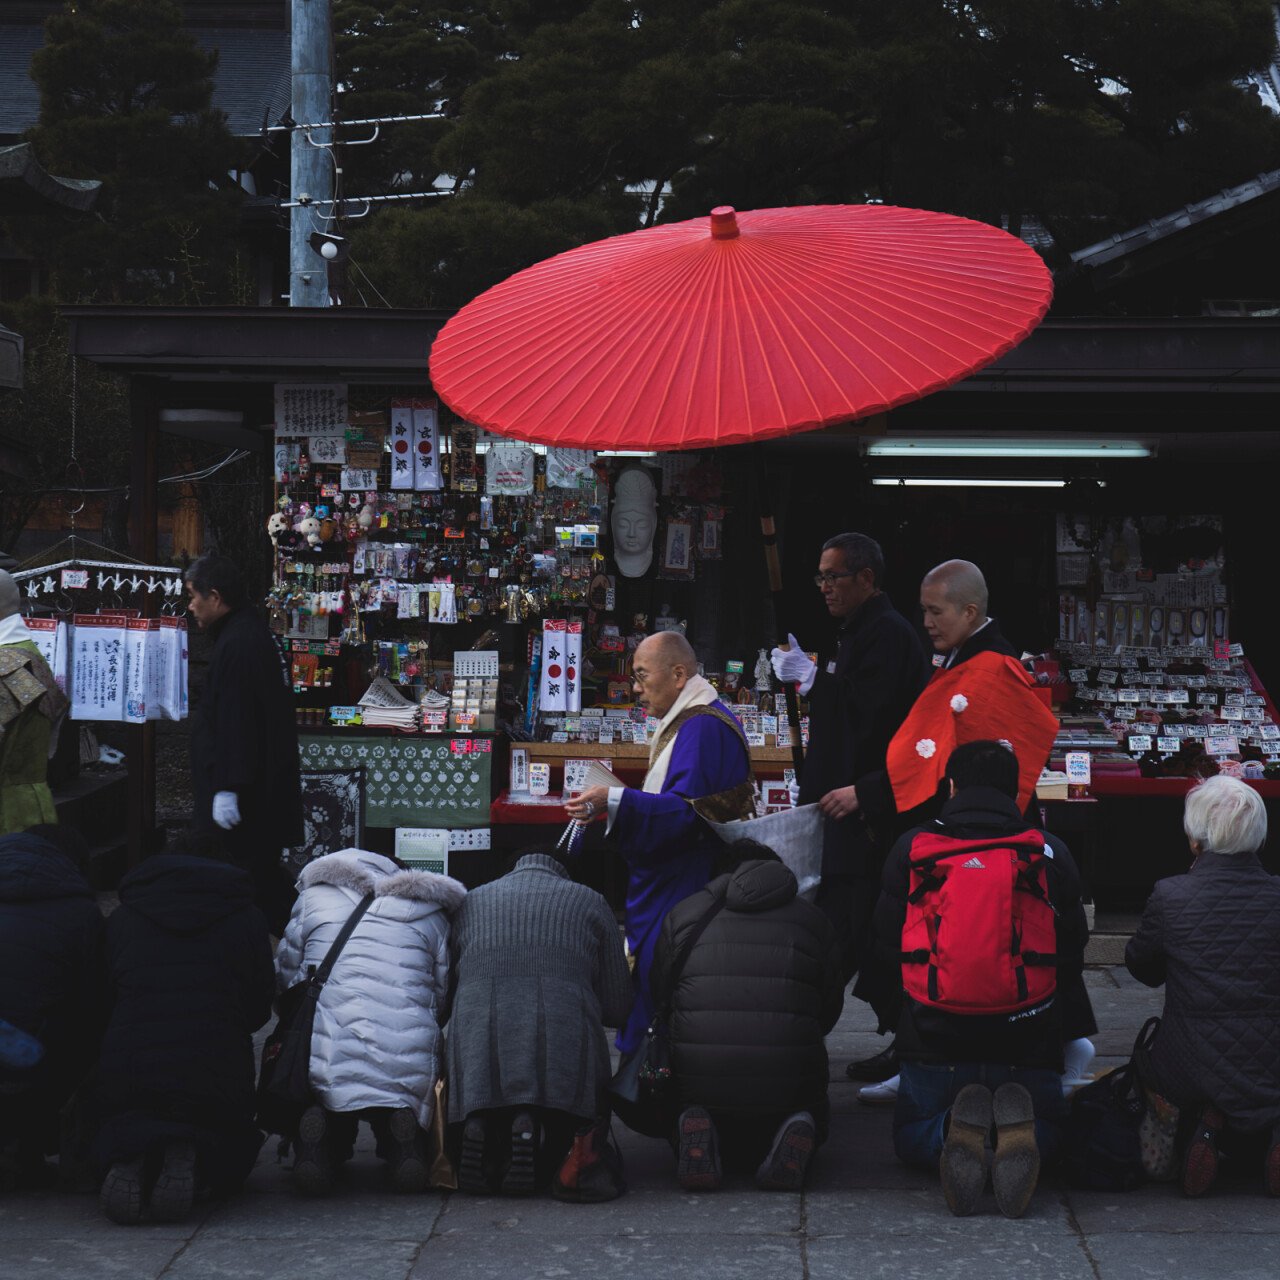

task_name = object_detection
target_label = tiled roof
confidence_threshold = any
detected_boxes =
[0,24,290,140]
[1069,168,1280,269]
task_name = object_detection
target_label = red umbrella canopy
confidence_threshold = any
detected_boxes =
[429,204,1053,453]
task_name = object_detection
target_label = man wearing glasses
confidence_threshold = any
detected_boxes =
[771,533,926,1071]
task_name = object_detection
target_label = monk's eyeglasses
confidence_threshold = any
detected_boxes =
[814,571,855,588]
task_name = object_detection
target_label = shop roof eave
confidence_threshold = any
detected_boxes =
[62,306,453,382]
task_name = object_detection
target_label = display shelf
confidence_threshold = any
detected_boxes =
[521,741,795,764]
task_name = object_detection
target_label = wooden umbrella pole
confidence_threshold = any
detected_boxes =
[755,449,805,776]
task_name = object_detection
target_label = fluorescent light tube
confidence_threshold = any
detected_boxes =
[871,478,1070,488]
[865,439,1151,459]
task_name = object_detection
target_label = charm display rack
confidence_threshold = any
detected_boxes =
[12,536,189,724]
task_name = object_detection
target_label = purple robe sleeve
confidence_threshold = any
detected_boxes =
[610,714,750,867]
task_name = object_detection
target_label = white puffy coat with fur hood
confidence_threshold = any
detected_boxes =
[275,849,465,1128]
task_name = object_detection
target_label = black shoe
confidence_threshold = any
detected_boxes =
[755,1112,816,1191]
[458,1115,492,1195]
[149,1140,197,1223]
[100,1157,146,1226]
[846,1044,898,1082]
[382,1108,429,1194]
[501,1111,539,1196]
[676,1106,721,1191]
[293,1106,337,1198]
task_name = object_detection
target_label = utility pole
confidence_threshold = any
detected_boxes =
[290,0,333,307]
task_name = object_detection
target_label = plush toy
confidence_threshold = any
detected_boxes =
[319,517,336,543]
[357,501,375,531]
[298,515,322,548]
[267,512,288,547]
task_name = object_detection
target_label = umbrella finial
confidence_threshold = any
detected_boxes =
[709,206,739,240]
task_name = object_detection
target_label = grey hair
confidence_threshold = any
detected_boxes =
[1183,774,1267,856]
[821,532,885,586]
[922,559,989,614]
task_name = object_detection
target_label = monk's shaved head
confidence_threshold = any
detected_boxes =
[922,559,989,615]
[635,630,696,673]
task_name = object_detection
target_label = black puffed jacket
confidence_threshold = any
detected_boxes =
[651,859,843,1128]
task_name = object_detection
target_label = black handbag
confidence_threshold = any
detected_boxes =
[1061,1015,1160,1192]
[610,893,725,1109]
[256,892,375,1137]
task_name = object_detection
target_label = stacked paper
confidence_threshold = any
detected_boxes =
[359,676,421,729]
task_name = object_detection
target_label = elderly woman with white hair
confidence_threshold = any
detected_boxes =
[1126,774,1280,1197]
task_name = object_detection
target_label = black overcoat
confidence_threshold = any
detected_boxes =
[798,592,928,877]
[91,855,274,1186]
[0,833,104,1125]
[190,605,303,850]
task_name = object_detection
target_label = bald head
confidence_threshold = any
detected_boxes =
[632,630,699,718]
[920,560,990,655]
[923,560,989,614]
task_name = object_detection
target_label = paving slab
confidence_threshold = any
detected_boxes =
[164,1236,425,1280]
[413,1231,805,1279]
[806,1231,1097,1280]
[805,1185,1076,1236]
[0,1232,189,1280]
[1085,1231,1280,1279]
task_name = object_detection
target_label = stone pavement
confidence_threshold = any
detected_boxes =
[4,967,1280,1280]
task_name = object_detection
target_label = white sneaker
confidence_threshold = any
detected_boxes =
[858,1074,900,1105]
[1060,1037,1096,1095]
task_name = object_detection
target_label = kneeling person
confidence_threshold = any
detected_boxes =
[872,741,1090,1218]
[651,844,842,1191]
[276,849,465,1196]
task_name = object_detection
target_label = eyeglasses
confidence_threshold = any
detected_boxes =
[814,571,856,588]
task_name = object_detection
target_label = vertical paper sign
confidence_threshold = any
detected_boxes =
[122,618,152,724]
[413,400,442,491]
[565,619,584,713]
[70,613,129,722]
[159,616,189,720]
[389,402,415,490]
[540,619,568,713]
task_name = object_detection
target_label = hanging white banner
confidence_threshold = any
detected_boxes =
[539,618,568,712]
[389,403,415,490]
[413,401,443,490]
[565,619,583,713]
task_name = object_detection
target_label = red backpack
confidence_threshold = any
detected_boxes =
[901,829,1058,1016]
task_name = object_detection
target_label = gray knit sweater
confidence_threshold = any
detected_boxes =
[444,854,632,1123]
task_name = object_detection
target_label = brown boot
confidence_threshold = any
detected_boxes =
[552,1117,625,1203]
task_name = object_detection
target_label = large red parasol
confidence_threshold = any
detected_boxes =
[429,204,1052,451]
[430,203,1052,772]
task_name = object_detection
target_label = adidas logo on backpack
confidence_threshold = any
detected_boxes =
[961,856,985,869]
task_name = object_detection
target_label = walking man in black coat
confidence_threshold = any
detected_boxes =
[770,532,927,991]
[186,554,302,934]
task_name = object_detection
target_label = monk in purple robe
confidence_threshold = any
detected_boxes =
[567,632,754,1052]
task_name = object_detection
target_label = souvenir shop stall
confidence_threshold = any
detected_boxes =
[8,537,190,862]
[1027,509,1280,902]
[268,384,799,892]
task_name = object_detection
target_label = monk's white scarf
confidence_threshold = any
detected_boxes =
[643,673,721,795]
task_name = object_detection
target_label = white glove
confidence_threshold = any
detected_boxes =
[788,779,801,807]
[770,634,817,689]
[212,791,241,830]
